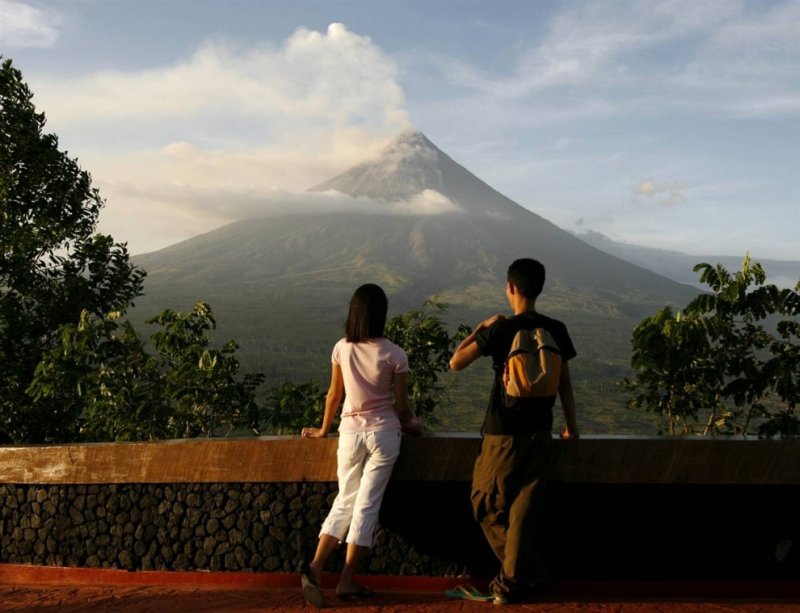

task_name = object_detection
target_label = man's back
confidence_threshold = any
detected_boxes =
[473,311,576,435]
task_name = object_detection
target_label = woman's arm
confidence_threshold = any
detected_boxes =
[394,371,422,436]
[301,364,344,438]
[392,371,414,420]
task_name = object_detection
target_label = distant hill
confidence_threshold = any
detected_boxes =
[132,131,698,434]
[576,230,800,290]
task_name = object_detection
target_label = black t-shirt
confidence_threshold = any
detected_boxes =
[474,311,577,435]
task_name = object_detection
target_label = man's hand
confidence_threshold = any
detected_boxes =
[560,427,579,440]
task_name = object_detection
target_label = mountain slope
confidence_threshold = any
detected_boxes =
[577,230,800,289]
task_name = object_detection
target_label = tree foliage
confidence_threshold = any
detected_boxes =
[258,380,327,435]
[624,256,800,436]
[1,57,145,442]
[27,310,169,442]
[385,301,470,423]
[147,302,264,438]
[28,303,264,441]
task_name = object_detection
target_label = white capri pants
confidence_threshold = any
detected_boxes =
[320,429,402,548]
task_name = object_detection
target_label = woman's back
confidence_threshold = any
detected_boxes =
[333,337,407,432]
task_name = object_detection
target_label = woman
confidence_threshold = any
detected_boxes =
[300,283,419,608]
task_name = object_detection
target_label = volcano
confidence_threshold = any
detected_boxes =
[132,131,697,432]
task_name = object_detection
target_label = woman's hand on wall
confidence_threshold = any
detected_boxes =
[400,415,423,437]
[301,427,328,438]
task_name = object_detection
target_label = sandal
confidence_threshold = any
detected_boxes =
[337,586,375,601]
[300,561,325,609]
[444,584,494,602]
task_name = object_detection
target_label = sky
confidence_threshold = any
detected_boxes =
[1,0,798,260]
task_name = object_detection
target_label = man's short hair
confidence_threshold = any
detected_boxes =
[507,258,545,299]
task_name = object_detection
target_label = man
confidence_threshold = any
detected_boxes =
[450,258,578,604]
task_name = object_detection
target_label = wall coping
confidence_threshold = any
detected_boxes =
[1,434,799,485]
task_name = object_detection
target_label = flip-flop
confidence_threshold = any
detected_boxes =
[300,561,325,609]
[444,584,493,602]
[337,586,375,601]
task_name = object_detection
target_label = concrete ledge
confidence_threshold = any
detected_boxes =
[555,436,800,485]
[1,435,799,485]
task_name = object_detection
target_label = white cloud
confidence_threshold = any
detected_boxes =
[437,0,738,97]
[685,1,800,82]
[89,135,398,253]
[392,189,462,215]
[678,1,800,116]
[106,177,462,223]
[634,179,687,206]
[95,180,464,255]
[34,23,408,131]
[26,23,413,253]
[428,0,800,121]
[0,0,60,47]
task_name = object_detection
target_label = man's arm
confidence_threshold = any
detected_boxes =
[449,314,504,371]
[449,340,481,371]
[558,361,579,439]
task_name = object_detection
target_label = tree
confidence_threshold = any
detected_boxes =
[621,307,717,435]
[624,256,800,436]
[27,309,171,441]
[1,58,144,442]
[148,302,263,438]
[259,380,326,435]
[385,301,470,423]
[28,302,264,441]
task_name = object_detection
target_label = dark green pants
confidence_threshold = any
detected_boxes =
[471,431,553,596]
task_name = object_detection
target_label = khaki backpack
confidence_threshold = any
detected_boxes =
[503,327,562,399]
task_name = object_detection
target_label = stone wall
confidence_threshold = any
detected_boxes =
[2,436,800,580]
[0,482,465,576]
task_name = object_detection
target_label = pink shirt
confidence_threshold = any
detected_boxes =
[332,337,408,433]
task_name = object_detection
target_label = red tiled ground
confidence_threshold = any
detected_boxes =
[3,583,800,612]
[1,566,799,612]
